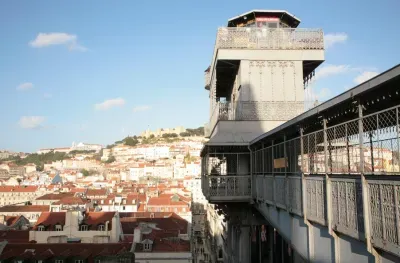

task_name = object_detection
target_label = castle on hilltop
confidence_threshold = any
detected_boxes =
[140,126,186,138]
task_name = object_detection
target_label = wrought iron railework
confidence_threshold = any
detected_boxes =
[250,104,400,255]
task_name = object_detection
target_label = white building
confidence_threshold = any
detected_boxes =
[129,164,145,181]
[71,142,103,153]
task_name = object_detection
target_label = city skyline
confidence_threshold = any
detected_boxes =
[1,0,399,152]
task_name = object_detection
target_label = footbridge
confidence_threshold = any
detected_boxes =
[201,64,400,262]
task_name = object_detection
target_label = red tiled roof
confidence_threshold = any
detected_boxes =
[86,188,107,196]
[34,212,65,230]
[5,215,22,226]
[120,212,188,235]
[0,205,49,213]
[53,196,89,205]
[35,192,75,200]
[0,186,38,193]
[147,196,189,207]
[0,230,29,243]
[0,243,132,260]
[70,187,86,193]
[136,235,190,252]
[84,212,116,230]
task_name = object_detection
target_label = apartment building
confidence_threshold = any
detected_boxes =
[29,210,122,243]
[0,186,39,206]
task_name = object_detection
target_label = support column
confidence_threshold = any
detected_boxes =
[268,225,274,263]
[240,226,251,263]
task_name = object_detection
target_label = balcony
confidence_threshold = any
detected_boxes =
[205,27,325,88]
[203,175,251,202]
[215,27,323,50]
[201,152,251,202]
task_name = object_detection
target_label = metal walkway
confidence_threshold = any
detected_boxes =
[202,64,400,262]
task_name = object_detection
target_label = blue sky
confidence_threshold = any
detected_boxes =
[0,0,399,152]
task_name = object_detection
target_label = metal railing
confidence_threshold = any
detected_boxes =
[216,27,324,50]
[250,104,400,256]
[203,175,251,199]
[205,27,324,89]
[208,101,304,134]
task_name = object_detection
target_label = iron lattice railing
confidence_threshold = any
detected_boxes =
[216,27,324,50]
[250,104,400,256]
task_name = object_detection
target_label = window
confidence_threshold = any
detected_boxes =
[98,225,105,231]
[55,224,63,231]
[75,260,84,263]
[95,260,101,263]
[55,260,63,263]
[37,225,45,231]
[80,225,88,231]
[144,243,151,251]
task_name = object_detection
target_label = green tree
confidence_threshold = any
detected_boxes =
[124,137,138,146]
[149,134,155,139]
[106,156,116,163]
[81,169,89,177]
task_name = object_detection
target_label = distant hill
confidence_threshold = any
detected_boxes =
[108,126,205,148]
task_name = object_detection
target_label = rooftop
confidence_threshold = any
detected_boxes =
[0,205,49,213]
[0,243,132,261]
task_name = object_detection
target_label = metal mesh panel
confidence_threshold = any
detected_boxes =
[303,131,325,174]
[331,177,364,239]
[287,175,303,215]
[368,179,400,255]
[286,138,301,173]
[275,176,286,209]
[273,142,285,174]
[327,120,360,173]
[254,150,263,174]
[264,175,274,204]
[363,108,399,174]
[263,147,273,173]
[305,176,326,225]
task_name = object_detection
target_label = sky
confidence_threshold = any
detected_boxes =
[0,0,399,153]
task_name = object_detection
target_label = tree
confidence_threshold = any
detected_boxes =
[81,169,89,177]
[124,137,138,146]
[106,156,116,163]
[149,134,155,139]
[106,144,114,149]
[180,132,191,137]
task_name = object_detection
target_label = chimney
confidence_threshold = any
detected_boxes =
[134,227,142,243]
[0,215,6,225]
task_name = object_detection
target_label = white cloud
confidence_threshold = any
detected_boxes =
[324,33,348,49]
[16,82,34,91]
[43,93,52,99]
[29,33,87,51]
[95,98,125,111]
[316,64,350,80]
[353,71,379,85]
[133,105,151,113]
[18,116,45,129]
